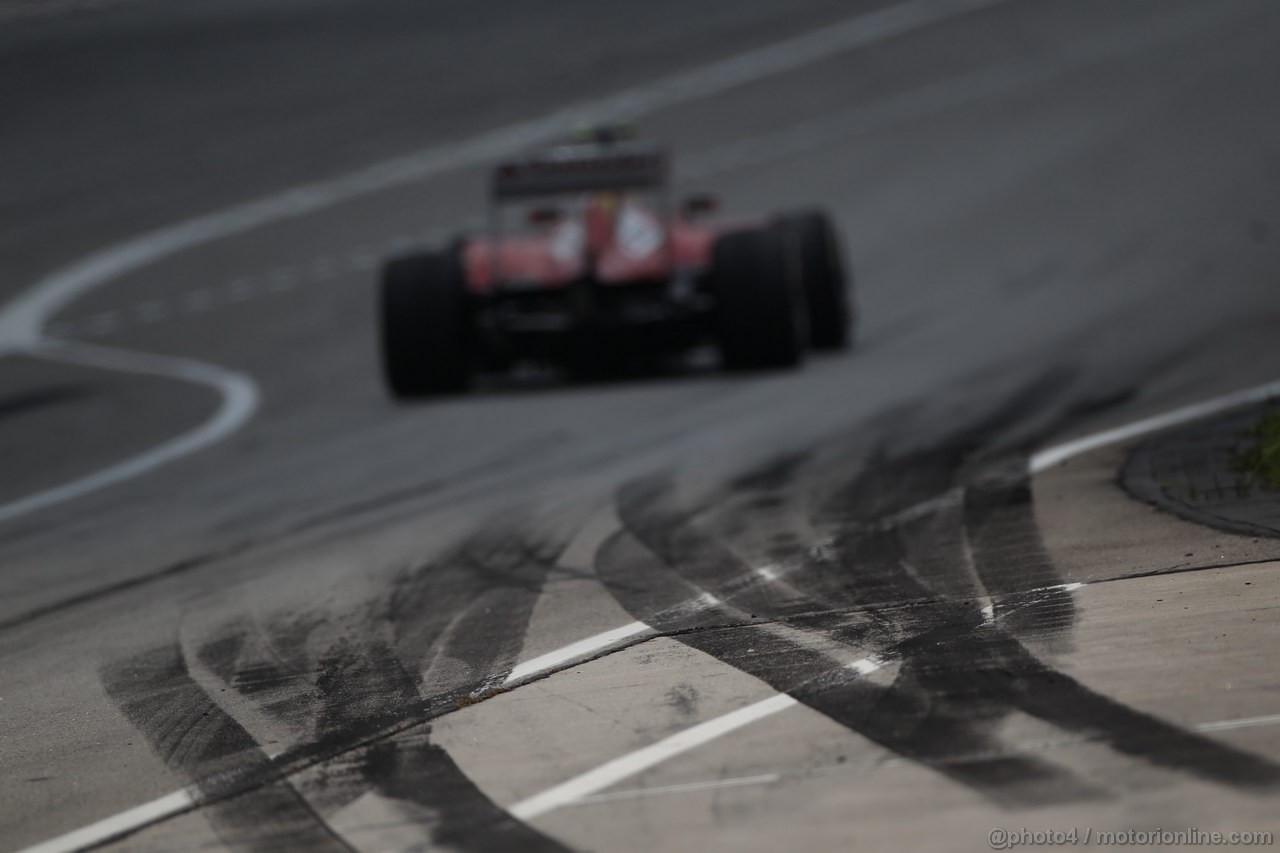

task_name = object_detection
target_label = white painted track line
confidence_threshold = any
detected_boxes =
[19,375,1279,848]
[0,0,1009,531]
[505,621,651,685]
[505,548,1276,819]
[1029,379,1280,473]
[1195,714,1280,734]
[555,711,1280,809]
[17,790,196,853]
[510,656,883,820]
[508,693,800,821]
[507,578,1089,820]
[9,3,1020,849]
[507,371,1280,818]
[0,340,259,525]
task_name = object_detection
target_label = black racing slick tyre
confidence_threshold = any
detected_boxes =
[778,210,852,350]
[380,250,472,397]
[713,227,807,371]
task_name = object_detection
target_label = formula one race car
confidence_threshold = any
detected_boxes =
[380,128,853,397]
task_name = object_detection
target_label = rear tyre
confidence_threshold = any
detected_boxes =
[777,210,852,350]
[713,228,807,371]
[380,249,472,397]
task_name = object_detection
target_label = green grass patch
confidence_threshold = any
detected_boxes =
[1232,409,1280,492]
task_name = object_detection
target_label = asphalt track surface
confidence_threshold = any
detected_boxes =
[2,0,1280,850]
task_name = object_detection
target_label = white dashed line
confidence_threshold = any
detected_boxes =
[227,277,258,301]
[346,252,378,272]
[181,289,214,312]
[133,300,168,322]
[29,209,558,344]
[85,312,120,335]
[308,256,339,278]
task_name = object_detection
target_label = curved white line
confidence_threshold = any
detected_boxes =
[1029,379,1280,473]
[0,341,259,525]
[0,0,1011,529]
[8,1,1022,849]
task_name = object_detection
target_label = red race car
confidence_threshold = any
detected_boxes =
[379,128,853,397]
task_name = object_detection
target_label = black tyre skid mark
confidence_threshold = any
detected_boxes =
[100,524,569,851]
[601,485,1104,807]
[102,645,350,852]
[598,396,1280,807]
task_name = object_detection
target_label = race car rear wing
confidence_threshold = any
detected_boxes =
[491,141,669,200]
